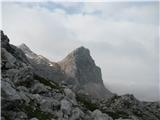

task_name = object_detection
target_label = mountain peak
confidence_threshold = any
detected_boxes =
[72,46,90,57]
[74,46,89,53]
[19,43,28,48]
[19,43,32,52]
[59,46,113,98]
[1,30,9,43]
[19,43,37,59]
[63,46,92,65]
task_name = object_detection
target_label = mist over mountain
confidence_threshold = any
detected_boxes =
[1,31,160,120]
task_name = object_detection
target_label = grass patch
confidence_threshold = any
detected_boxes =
[76,93,98,111]
[15,80,32,88]
[100,109,129,119]
[33,74,63,93]
[132,108,143,117]
[20,100,57,120]
[22,105,52,120]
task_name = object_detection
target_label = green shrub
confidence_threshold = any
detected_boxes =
[20,100,57,120]
[33,74,63,93]
[76,94,98,111]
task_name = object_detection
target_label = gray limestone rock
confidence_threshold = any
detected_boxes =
[70,107,84,120]
[61,98,72,116]
[59,46,113,99]
[1,48,16,69]
[64,88,77,105]
[92,109,113,120]
[1,79,21,100]
[30,118,39,120]
[31,81,51,94]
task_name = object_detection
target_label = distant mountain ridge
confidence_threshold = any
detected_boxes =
[19,43,113,99]
[19,43,65,84]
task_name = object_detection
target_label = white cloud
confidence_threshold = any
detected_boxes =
[1,2,159,101]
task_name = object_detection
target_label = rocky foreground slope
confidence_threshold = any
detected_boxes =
[1,31,160,120]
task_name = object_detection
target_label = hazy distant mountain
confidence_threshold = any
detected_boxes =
[58,46,113,98]
[19,43,65,84]
[1,30,160,120]
[19,43,113,99]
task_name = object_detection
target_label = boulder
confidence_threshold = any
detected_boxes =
[30,81,51,94]
[70,107,84,120]
[30,118,39,120]
[92,109,113,120]
[64,88,77,105]
[1,79,21,100]
[60,98,72,116]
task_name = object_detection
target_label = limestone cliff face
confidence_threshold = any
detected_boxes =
[58,47,113,98]
[59,47,101,84]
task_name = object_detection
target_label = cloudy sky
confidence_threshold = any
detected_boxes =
[1,1,159,101]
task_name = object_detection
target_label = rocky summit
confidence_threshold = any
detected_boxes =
[19,42,112,99]
[1,30,160,120]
